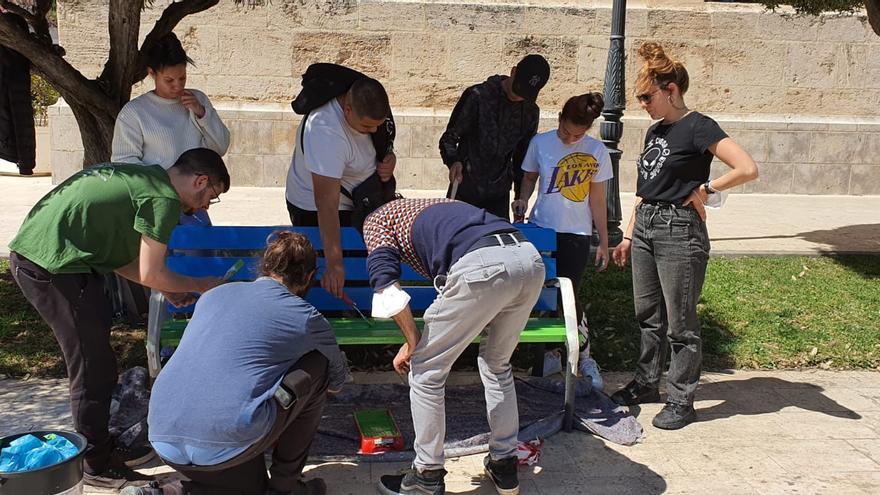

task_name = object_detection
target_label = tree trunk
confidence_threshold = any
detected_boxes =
[67,100,116,165]
[867,0,880,37]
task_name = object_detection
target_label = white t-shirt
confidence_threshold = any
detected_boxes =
[285,98,377,211]
[521,130,613,235]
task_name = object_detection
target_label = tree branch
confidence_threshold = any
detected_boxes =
[100,0,145,106]
[0,15,115,119]
[0,0,38,26]
[133,0,219,84]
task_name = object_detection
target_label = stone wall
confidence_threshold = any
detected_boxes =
[50,0,880,193]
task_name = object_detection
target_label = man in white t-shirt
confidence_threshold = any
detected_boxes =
[285,78,395,299]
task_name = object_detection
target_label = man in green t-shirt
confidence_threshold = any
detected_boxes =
[8,148,229,490]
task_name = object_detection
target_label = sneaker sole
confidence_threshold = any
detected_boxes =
[485,467,519,495]
[123,449,157,468]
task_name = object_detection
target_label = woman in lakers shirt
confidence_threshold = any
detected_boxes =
[609,42,758,430]
[512,92,612,387]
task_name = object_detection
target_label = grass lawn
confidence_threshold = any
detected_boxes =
[1,256,878,377]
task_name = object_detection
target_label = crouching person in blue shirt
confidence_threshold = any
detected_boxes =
[123,232,348,495]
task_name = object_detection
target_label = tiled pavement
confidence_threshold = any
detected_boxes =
[3,369,879,494]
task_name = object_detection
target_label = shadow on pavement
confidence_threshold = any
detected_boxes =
[694,377,862,421]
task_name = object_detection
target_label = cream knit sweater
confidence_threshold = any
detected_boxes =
[111,90,230,169]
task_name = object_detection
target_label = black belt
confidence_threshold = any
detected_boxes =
[465,231,527,254]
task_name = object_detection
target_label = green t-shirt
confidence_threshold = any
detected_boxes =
[10,163,181,274]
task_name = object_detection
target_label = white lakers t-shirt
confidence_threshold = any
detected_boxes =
[521,130,613,235]
[285,98,377,211]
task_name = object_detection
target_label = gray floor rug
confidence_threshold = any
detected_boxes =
[311,376,643,462]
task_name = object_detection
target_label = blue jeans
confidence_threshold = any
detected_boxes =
[631,202,710,406]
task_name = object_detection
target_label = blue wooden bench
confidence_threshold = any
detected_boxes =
[147,224,582,429]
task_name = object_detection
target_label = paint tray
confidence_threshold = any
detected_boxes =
[354,408,404,455]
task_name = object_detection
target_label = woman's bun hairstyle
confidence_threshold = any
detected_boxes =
[635,42,689,96]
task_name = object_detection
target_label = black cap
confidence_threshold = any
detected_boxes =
[511,54,550,102]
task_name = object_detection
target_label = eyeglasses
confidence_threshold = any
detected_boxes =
[637,89,660,104]
[204,176,221,205]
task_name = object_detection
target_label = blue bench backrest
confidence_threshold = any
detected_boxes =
[165,225,558,314]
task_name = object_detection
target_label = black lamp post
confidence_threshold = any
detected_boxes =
[600,0,627,246]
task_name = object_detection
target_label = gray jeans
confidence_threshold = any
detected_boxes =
[409,239,545,471]
[631,203,710,406]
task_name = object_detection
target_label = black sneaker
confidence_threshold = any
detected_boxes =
[83,464,153,490]
[652,402,697,430]
[114,442,157,467]
[610,379,661,406]
[377,467,446,495]
[484,455,519,495]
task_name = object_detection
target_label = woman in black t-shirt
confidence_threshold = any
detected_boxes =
[609,42,758,430]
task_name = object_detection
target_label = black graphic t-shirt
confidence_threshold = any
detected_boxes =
[635,112,728,203]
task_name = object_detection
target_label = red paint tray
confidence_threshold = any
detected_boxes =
[353,408,404,455]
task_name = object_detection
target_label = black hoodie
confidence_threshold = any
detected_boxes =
[439,75,539,202]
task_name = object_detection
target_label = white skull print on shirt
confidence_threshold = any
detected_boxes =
[638,136,670,180]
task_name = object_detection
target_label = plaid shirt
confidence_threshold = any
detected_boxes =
[362,198,454,281]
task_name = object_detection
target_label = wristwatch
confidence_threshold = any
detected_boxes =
[703,180,716,195]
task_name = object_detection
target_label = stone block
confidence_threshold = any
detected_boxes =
[360,1,426,31]
[291,33,392,81]
[712,42,786,87]
[50,115,84,153]
[846,44,880,89]
[786,42,847,89]
[768,131,811,164]
[860,132,880,163]
[271,121,296,156]
[263,154,291,187]
[792,163,851,195]
[228,120,276,155]
[812,88,879,117]
[384,80,466,108]
[849,165,880,195]
[185,1,269,28]
[409,125,442,159]
[757,12,819,42]
[391,32,448,81]
[692,85,788,115]
[417,158,448,189]
[501,35,579,83]
[816,14,873,43]
[51,150,84,185]
[711,11,759,40]
[215,28,293,77]
[393,122,413,159]
[522,6,595,36]
[746,162,793,194]
[175,25,221,76]
[808,132,865,164]
[445,34,503,83]
[227,154,265,187]
[393,156,421,189]
[268,0,358,31]
[206,76,298,103]
[596,7,649,39]
[576,35,610,88]
[726,129,768,163]
[647,10,711,40]
[425,3,524,34]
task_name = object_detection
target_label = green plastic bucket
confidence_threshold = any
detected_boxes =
[0,430,86,495]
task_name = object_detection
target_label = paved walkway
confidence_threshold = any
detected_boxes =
[2,175,879,256]
[2,370,879,494]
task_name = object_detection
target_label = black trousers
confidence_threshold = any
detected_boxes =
[168,351,330,495]
[9,252,116,474]
[286,201,353,227]
[555,232,592,326]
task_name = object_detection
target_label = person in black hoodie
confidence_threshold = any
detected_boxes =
[439,54,550,220]
[0,11,35,176]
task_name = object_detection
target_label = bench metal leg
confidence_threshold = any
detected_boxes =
[146,290,169,380]
[551,277,579,432]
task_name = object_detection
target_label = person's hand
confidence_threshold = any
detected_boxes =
[180,90,206,118]
[377,152,396,182]
[162,291,196,308]
[612,238,632,268]
[683,186,708,221]
[393,343,412,375]
[595,242,609,272]
[321,260,346,299]
[511,199,528,222]
[448,162,463,184]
